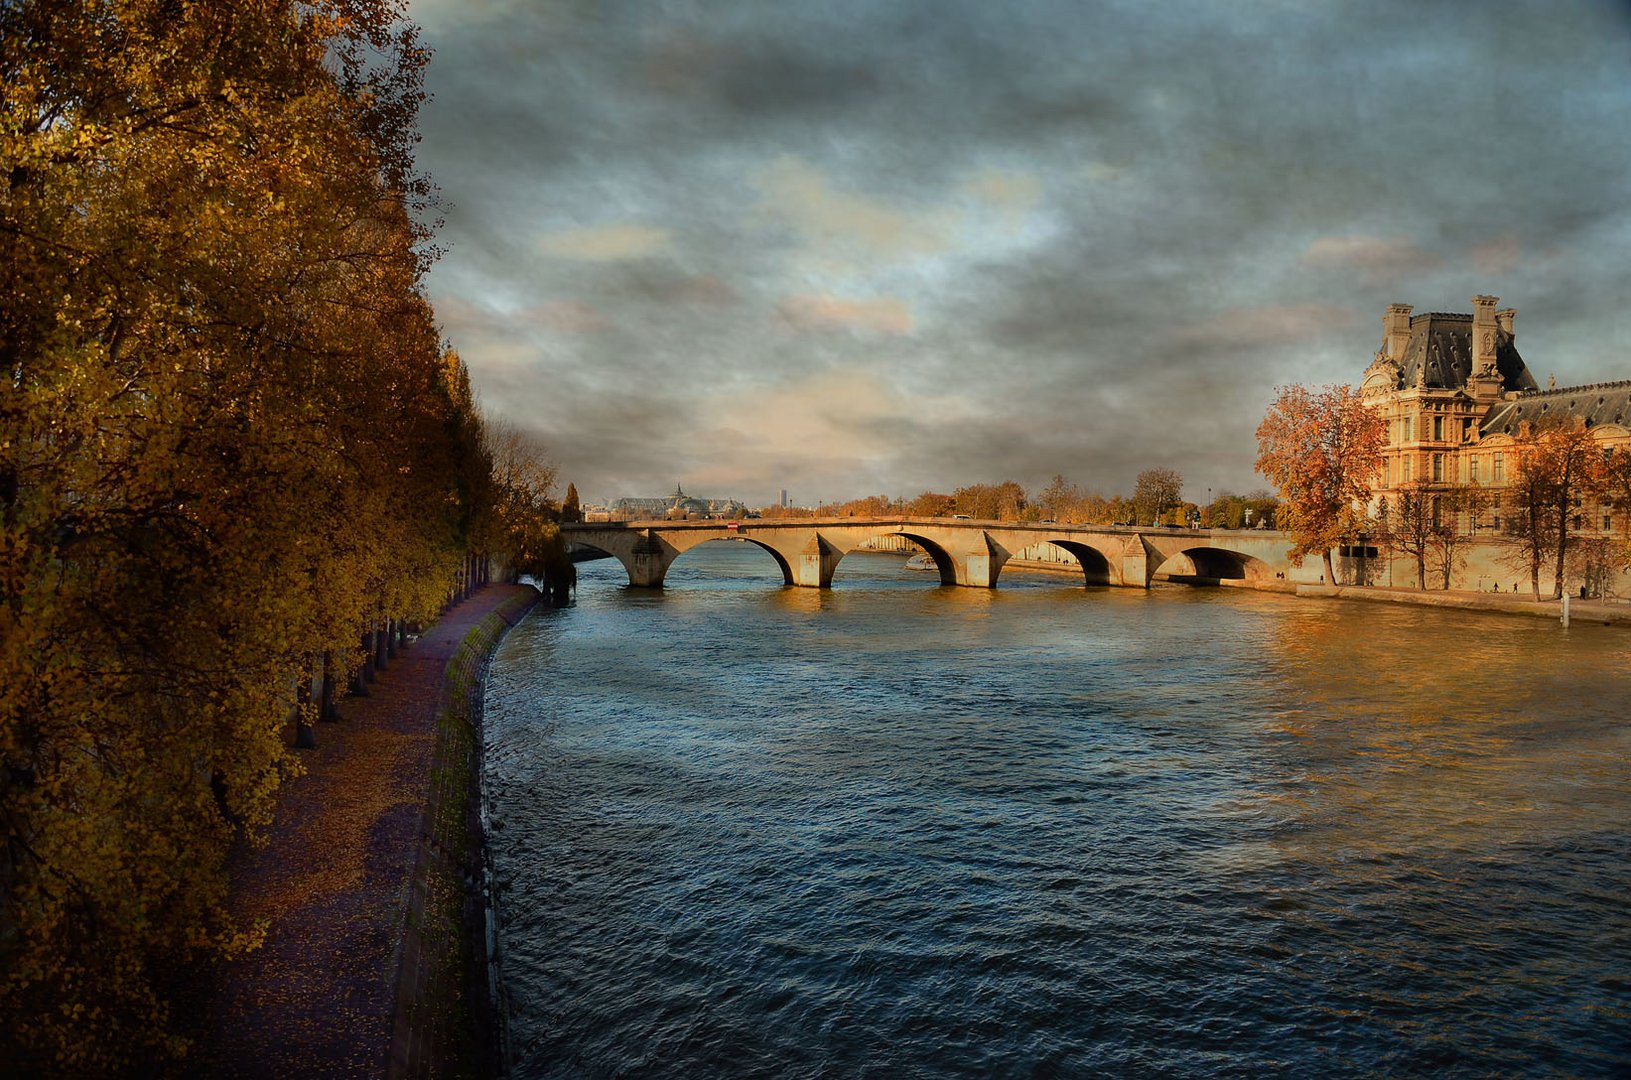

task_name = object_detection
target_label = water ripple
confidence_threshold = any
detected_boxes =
[486,546,1631,1078]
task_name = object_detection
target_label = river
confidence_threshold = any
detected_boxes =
[483,541,1631,1078]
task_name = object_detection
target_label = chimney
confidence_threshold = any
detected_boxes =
[1471,295,1499,374]
[1496,307,1516,336]
[1384,303,1413,360]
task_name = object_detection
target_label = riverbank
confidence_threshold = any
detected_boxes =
[1001,558,1630,625]
[188,583,539,1077]
[1294,582,1631,625]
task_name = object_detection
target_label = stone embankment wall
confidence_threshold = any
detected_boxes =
[1006,535,1629,597]
[1357,540,1630,597]
[388,588,539,1079]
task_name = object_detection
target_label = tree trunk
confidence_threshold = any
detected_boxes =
[1416,553,1426,590]
[1322,549,1335,585]
[294,667,316,748]
[349,656,370,697]
[385,617,398,660]
[321,651,340,721]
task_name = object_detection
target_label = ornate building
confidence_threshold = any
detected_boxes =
[1360,296,1631,535]
[610,484,747,521]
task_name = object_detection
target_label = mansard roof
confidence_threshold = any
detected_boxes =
[1480,379,1631,436]
[1397,313,1537,393]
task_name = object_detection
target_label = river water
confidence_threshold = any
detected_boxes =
[483,542,1631,1078]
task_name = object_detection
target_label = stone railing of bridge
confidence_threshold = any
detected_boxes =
[561,517,1298,590]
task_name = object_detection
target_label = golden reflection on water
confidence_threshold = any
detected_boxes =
[1252,597,1631,860]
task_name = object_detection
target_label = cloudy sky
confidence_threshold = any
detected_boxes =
[407,0,1631,507]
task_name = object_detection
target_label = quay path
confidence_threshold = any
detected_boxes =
[187,584,539,1078]
[1295,582,1631,625]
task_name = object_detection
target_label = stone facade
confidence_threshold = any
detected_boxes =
[1360,296,1631,540]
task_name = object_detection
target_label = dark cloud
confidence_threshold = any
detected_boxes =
[409,0,1631,504]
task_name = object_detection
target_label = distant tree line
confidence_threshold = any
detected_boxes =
[757,474,1279,531]
[1,2,563,1069]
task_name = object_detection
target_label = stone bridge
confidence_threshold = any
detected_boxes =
[561,517,1301,589]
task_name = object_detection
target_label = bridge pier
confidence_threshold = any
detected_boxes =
[791,534,842,588]
[628,529,679,587]
[952,533,1012,588]
[1121,539,1152,588]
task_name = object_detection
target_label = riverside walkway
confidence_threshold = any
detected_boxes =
[188,584,539,1078]
[1295,582,1631,625]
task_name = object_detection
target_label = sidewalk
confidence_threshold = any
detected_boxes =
[187,584,538,1077]
[1295,582,1631,625]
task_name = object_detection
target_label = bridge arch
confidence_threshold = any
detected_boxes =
[1151,545,1269,584]
[1040,540,1115,585]
[668,537,795,586]
[882,531,959,586]
[564,541,640,585]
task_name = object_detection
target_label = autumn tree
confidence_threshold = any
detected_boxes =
[1565,536,1618,599]
[483,417,570,588]
[1502,418,1605,599]
[1078,493,1116,524]
[1034,474,1077,521]
[562,482,582,523]
[756,503,817,519]
[905,491,956,517]
[824,494,901,517]
[1255,384,1385,584]
[1427,483,1488,590]
[1132,467,1184,525]
[0,1,520,1068]
[1596,445,1631,564]
[1204,490,1279,530]
[952,481,1027,521]
[1377,482,1435,588]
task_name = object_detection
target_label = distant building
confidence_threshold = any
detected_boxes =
[1360,295,1631,535]
[779,488,789,508]
[610,483,746,520]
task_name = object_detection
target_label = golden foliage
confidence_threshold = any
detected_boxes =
[1501,418,1607,599]
[1255,384,1385,580]
[0,2,559,1069]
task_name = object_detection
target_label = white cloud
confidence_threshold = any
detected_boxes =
[754,155,950,261]
[965,169,1042,215]
[1302,235,1439,277]
[538,223,672,262]
[776,294,914,335]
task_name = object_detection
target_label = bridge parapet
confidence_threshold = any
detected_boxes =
[561,518,1300,590]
